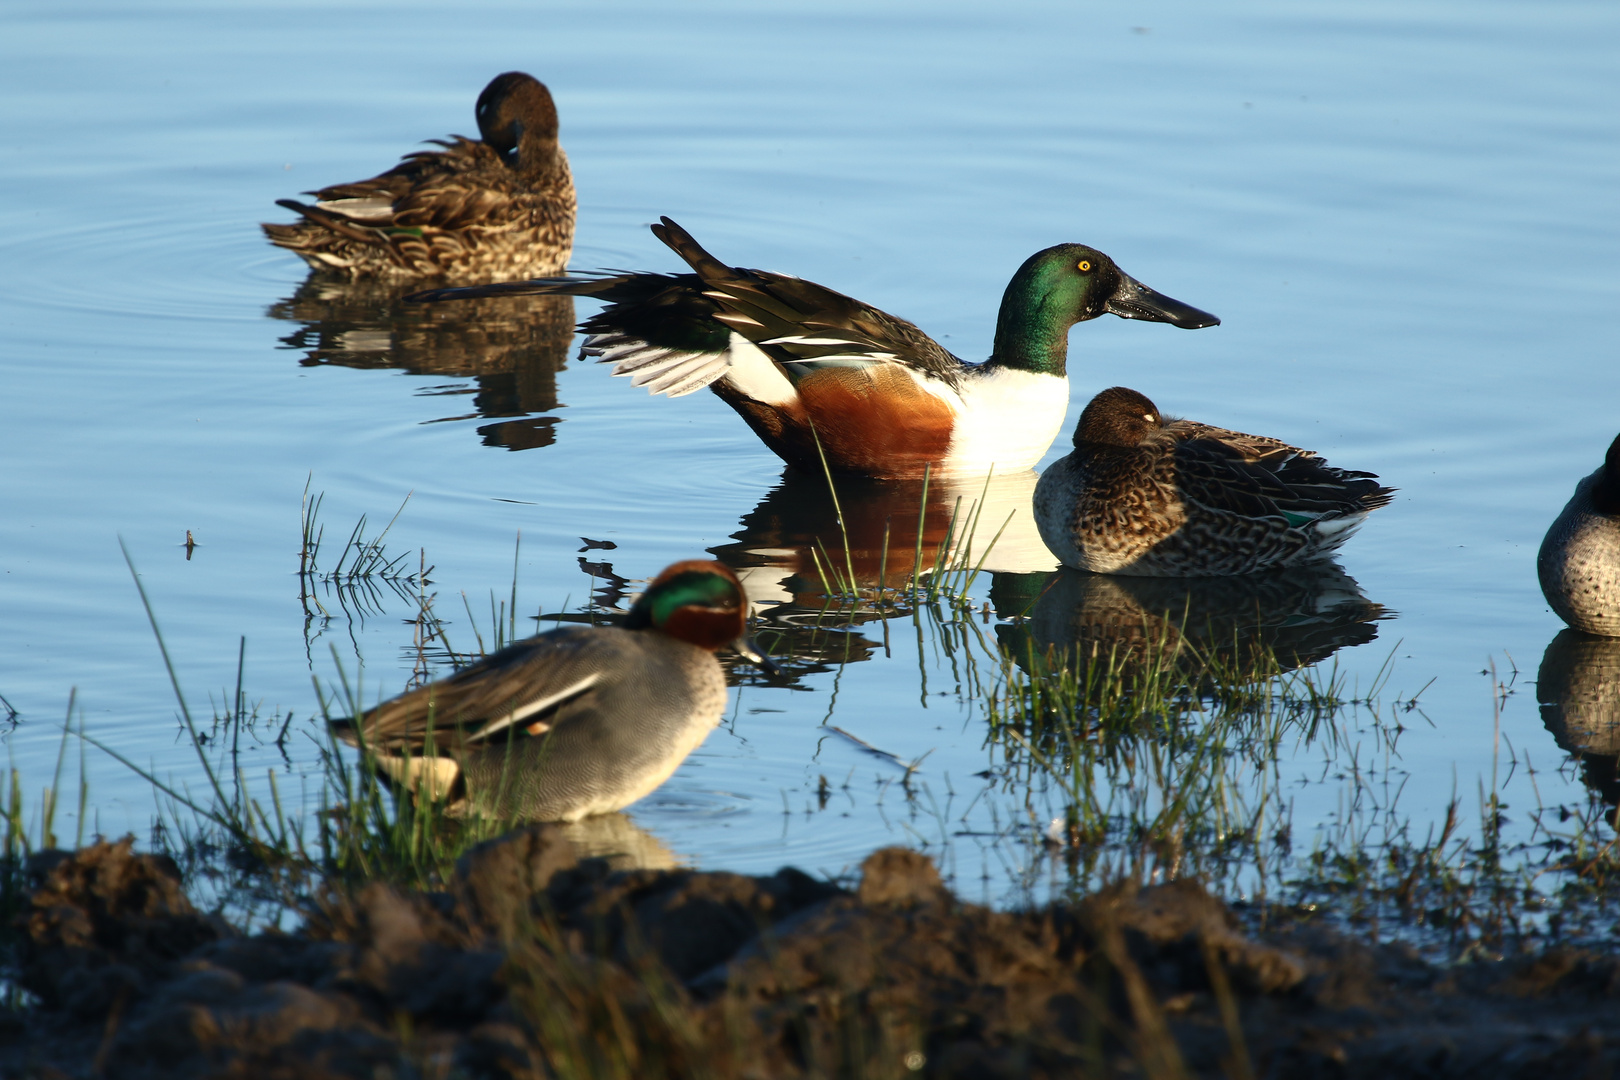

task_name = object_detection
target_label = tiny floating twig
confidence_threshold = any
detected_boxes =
[827,725,934,778]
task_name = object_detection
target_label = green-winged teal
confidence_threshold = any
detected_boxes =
[1034,387,1393,576]
[1538,434,1620,636]
[331,560,770,821]
[263,72,575,282]
[409,218,1218,479]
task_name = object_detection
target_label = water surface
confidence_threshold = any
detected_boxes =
[2,0,1618,900]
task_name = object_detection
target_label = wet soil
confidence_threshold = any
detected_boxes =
[5,835,1620,1078]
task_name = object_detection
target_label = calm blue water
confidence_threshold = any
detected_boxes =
[2,0,1618,900]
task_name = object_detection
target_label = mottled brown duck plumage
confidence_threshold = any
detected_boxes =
[1034,386,1393,576]
[263,72,575,282]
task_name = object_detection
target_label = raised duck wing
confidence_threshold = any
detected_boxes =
[407,220,969,400]
[407,269,739,396]
[334,626,617,754]
[649,216,966,387]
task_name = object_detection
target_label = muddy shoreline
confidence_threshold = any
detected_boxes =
[6,834,1619,1079]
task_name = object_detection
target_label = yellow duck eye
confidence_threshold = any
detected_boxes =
[1077,260,1092,272]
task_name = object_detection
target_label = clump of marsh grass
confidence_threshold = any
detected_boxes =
[298,478,430,623]
[1278,658,1620,959]
[17,513,1620,973]
[2,543,1211,1080]
[399,532,527,685]
[2,695,95,1002]
[757,449,1022,708]
[986,625,1333,899]
[802,422,1013,620]
[988,627,1620,960]
[22,540,532,930]
[295,481,530,692]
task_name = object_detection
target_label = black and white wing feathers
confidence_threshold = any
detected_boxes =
[407,217,969,397]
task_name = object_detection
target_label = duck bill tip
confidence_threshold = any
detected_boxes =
[731,636,780,676]
[1105,274,1220,329]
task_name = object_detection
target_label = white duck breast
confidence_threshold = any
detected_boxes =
[939,366,1070,475]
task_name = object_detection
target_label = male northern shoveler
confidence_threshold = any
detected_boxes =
[1538,433,1620,636]
[330,560,772,821]
[263,72,575,282]
[1034,386,1393,576]
[409,218,1218,478]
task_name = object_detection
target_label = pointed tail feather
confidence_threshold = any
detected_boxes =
[406,274,634,304]
[651,216,735,280]
[271,198,379,243]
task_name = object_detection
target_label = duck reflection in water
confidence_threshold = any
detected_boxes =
[1538,630,1620,816]
[696,467,1057,681]
[711,467,1057,609]
[994,563,1386,686]
[556,811,682,872]
[267,278,574,451]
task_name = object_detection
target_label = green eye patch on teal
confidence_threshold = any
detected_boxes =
[626,570,738,629]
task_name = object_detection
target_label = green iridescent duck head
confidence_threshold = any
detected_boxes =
[991,244,1218,377]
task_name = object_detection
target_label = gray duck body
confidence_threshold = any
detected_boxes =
[336,624,727,822]
[1538,434,1620,637]
[1034,387,1393,577]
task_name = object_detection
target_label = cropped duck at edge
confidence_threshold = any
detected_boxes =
[263,72,576,282]
[1034,387,1394,576]
[1538,433,1620,636]
[409,218,1219,479]
[330,560,773,822]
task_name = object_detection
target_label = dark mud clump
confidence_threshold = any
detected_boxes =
[6,834,1620,1078]
[15,838,228,1017]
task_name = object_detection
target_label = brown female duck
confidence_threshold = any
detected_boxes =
[263,72,575,282]
[1034,386,1393,576]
